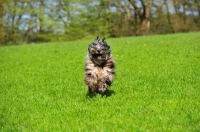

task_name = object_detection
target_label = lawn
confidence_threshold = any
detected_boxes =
[0,32,200,131]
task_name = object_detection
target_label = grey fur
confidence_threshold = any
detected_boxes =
[84,36,115,94]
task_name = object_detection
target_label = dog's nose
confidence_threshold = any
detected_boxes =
[97,49,101,53]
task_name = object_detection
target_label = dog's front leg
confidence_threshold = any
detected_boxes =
[98,68,114,93]
[98,80,108,94]
[104,67,115,86]
[84,71,97,94]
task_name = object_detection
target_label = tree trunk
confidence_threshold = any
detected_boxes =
[136,19,150,35]
[124,1,132,35]
[128,0,152,35]
[0,0,5,45]
[164,0,174,33]
[117,0,122,29]
[136,0,152,35]
[39,0,44,33]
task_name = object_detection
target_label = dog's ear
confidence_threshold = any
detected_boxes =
[95,36,100,41]
[102,38,106,43]
[102,38,108,45]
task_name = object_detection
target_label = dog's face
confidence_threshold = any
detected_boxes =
[88,36,110,62]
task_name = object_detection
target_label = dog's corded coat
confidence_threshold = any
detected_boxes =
[84,36,115,94]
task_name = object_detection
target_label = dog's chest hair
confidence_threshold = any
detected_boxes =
[92,66,105,81]
[85,55,114,81]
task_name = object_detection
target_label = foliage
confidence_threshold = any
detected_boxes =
[0,32,200,131]
[0,0,200,45]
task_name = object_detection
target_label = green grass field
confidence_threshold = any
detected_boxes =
[0,32,200,131]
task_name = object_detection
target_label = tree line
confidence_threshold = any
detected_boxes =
[0,0,200,45]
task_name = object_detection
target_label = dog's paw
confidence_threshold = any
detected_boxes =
[98,84,108,93]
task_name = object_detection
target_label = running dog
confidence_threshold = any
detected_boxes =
[84,36,115,94]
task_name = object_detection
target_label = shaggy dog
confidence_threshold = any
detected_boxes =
[84,36,115,94]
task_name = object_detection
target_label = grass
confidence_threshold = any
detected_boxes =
[0,32,200,131]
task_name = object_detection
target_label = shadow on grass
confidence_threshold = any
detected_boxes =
[86,90,115,98]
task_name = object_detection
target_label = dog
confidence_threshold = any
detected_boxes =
[84,36,115,94]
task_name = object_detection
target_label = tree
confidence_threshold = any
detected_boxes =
[1,0,200,45]
[3,0,34,44]
[128,0,153,35]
